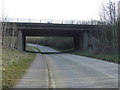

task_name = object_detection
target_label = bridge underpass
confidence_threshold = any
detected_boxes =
[25,31,87,52]
[16,23,98,52]
[26,36,74,53]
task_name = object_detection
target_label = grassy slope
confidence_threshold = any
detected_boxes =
[2,48,36,89]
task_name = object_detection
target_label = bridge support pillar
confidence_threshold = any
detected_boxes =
[18,30,26,51]
[74,36,80,50]
[74,32,89,51]
[74,34,83,51]
[83,32,88,50]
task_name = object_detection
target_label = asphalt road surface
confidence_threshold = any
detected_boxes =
[15,44,118,88]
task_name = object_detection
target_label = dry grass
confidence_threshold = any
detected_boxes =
[2,48,36,89]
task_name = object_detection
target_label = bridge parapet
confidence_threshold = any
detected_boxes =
[0,18,101,25]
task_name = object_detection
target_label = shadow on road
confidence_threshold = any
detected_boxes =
[25,50,79,54]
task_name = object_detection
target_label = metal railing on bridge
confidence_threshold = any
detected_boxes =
[0,18,102,25]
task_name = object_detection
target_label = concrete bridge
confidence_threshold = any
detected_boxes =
[2,19,101,52]
[16,22,100,51]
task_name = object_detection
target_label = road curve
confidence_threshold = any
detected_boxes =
[15,44,118,88]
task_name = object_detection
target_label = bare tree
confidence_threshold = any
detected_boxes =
[118,1,120,54]
[99,0,117,24]
[98,0,118,53]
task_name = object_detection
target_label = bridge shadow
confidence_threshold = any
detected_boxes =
[25,50,79,54]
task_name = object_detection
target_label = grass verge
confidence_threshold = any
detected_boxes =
[73,51,119,63]
[26,45,41,52]
[2,47,36,90]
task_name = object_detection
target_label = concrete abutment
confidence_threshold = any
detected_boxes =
[18,30,26,51]
[73,32,91,51]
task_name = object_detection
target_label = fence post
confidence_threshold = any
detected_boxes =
[62,20,63,24]
[51,20,52,23]
[17,18,18,22]
[29,19,30,23]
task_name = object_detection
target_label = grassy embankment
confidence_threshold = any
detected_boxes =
[2,46,37,89]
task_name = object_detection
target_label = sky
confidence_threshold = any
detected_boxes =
[0,0,119,21]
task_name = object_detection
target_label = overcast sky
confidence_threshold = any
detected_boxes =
[0,0,119,20]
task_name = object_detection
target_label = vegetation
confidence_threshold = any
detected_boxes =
[118,2,120,62]
[97,0,118,54]
[2,22,19,50]
[2,47,36,90]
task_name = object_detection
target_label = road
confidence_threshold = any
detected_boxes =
[15,44,118,88]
